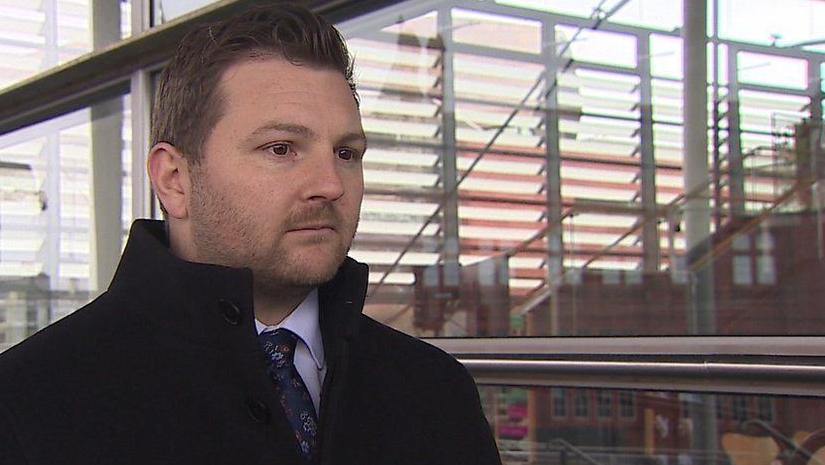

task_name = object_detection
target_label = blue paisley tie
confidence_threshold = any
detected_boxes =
[259,329,319,463]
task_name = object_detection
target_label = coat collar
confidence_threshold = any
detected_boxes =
[107,219,369,356]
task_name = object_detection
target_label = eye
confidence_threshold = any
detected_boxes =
[266,142,294,157]
[336,147,359,161]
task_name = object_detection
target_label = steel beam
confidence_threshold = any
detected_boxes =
[726,46,746,217]
[89,0,124,293]
[538,19,563,336]
[637,32,660,273]
[436,8,461,287]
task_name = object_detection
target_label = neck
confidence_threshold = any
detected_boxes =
[254,284,311,326]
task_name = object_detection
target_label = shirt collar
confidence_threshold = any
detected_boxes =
[255,289,325,370]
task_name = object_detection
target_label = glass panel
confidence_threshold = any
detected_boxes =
[650,35,683,80]
[556,25,637,68]
[608,0,682,31]
[153,0,215,24]
[0,1,131,90]
[339,0,825,337]
[452,9,541,55]
[738,52,808,90]
[494,0,627,21]
[718,0,825,47]
[0,95,132,352]
[479,385,825,465]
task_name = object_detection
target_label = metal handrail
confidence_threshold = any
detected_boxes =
[429,336,825,395]
[546,438,604,465]
[457,358,825,397]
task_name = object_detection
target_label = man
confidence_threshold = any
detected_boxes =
[0,4,501,465]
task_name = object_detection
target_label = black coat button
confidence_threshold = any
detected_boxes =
[218,299,242,325]
[246,398,270,423]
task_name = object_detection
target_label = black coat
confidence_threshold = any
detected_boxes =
[0,220,501,465]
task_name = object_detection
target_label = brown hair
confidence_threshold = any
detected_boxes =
[151,2,356,165]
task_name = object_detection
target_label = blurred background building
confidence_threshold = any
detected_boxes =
[1,0,825,463]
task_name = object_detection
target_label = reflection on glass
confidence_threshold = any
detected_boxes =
[0,96,132,352]
[153,0,216,24]
[718,0,825,49]
[737,52,808,90]
[339,0,825,337]
[0,1,131,90]
[480,385,825,465]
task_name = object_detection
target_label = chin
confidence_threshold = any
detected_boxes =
[293,266,340,287]
[268,252,348,289]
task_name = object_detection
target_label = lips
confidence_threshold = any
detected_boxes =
[287,224,335,232]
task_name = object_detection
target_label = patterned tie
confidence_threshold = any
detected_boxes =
[258,329,319,463]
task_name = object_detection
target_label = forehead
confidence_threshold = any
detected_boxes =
[214,57,360,129]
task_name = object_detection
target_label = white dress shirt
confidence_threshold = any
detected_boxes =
[255,289,326,414]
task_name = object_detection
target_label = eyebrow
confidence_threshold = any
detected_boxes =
[249,122,315,139]
[248,122,367,149]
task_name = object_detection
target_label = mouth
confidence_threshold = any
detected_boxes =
[287,224,336,233]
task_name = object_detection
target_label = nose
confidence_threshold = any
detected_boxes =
[303,153,345,202]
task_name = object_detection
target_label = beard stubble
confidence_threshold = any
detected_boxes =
[188,170,357,294]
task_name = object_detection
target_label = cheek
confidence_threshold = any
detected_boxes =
[235,177,281,208]
[251,186,294,223]
[343,178,363,205]
[345,172,364,199]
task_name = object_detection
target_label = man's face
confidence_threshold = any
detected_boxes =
[187,58,365,293]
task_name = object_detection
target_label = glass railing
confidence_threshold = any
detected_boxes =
[480,385,825,465]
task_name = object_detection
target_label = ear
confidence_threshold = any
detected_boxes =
[147,142,191,220]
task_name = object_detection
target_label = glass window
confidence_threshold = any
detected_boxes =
[493,0,611,18]
[609,0,682,31]
[718,0,825,48]
[597,391,612,418]
[1,2,823,459]
[758,398,774,422]
[0,1,131,90]
[481,385,825,464]
[493,0,682,30]
[551,388,567,418]
[574,390,590,418]
[717,396,728,420]
[337,0,825,338]
[732,396,749,422]
[451,9,541,55]
[619,392,636,418]
[153,0,215,24]
[738,52,808,90]
[0,95,132,352]
[650,35,683,80]
[556,25,638,68]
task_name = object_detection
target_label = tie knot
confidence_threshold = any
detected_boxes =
[259,328,299,369]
